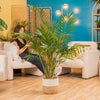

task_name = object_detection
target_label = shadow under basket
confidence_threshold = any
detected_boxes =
[42,77,59,94]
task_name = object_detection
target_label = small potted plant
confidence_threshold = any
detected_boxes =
[14,8,87,94]
[92,0,100,3]
[95,19,100,28]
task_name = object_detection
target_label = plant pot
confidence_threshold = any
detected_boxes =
[97,9,100,14]
[42,77,59,94]
[97,25,100,28]
[97,3,100,14]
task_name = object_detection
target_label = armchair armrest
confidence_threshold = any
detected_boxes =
[82,49,99,78]
[0,55,7,81]
[83,49,99,64]
[0,50,13,65]
[0,50,13,80]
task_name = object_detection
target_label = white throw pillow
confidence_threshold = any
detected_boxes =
[4,42,20,61]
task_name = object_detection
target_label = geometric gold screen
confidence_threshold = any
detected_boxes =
[35,7,52,28]
[31,7,52,33]
[11,5,52,34]
[11,5,29,29]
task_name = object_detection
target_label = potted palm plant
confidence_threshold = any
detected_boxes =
[0,7,8,31]
[14,8,87,94]
[0,6,8,49]
[0,6,8,40]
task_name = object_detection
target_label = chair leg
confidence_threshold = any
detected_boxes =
[60,67,71,75]
[0,72,3,81]
[21,69,26,76]
[7,69,14,80]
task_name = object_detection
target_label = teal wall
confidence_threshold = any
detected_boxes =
[27,0,94,41]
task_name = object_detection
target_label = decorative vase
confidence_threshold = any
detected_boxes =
[42,77,59,94]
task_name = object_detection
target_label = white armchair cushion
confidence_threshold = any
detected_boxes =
[60,58,85,68]
[4,42,20,61]
[68,41,97,50]
[12,60,36,69]
[68,41,97,59]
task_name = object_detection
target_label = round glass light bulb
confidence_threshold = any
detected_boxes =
[74,8,80,14]
[62,4,69,10]
[55,10,62,16]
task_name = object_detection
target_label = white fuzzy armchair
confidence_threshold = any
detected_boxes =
[0,42,71,80]
[60,41,100,79]
[0,42,43,80]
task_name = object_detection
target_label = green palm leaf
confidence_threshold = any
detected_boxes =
[0,18,8,31]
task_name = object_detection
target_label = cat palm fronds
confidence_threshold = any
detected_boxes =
[56,11,76,34]
[13,8,89,78]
